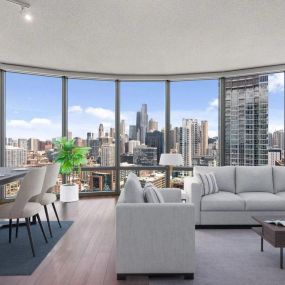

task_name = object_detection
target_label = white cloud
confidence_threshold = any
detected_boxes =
[269,73,284,93]
[69,105,83,113]
[8,120,31,128]
[30,118,51,126]
[85,107,115,121]
[8,118,52,129]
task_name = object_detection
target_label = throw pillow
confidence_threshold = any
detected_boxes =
[196,172,219,196]
[124,172,144,203]
[143,182,165,203]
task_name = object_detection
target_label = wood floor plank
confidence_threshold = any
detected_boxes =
[0,197,149,285]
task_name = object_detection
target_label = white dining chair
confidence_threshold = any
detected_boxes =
[28,163,61,238]
[0,167,48,257]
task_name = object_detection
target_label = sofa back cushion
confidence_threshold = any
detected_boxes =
[143,182,165,203]
[273,166,285,193]
[194,166,236,193]
[124,172,145,203]
[236,166,273,193]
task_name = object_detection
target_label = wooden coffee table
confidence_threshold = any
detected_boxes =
[252,216,285,269]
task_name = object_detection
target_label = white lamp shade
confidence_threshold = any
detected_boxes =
[159,153,184,166]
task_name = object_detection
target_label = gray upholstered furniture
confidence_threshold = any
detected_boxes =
[116,188,195,280]
[29,164,61,238]
[0,167,48,257]
[185,166,285,226]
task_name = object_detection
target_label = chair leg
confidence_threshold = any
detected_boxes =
[52,203,62,228]
[36,214,48,243]
[15,218,19,238]
[44,205,53,238]
[9,219,12,243]
[25,217,35,257]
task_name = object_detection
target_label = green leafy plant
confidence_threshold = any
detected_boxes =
[54,137,91,185]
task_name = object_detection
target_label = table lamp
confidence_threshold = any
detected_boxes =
[159,153,184,187]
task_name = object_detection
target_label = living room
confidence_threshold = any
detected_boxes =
[0,1,285,284]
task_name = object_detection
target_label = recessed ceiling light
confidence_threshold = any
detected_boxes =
[21,7,33,22]
[6,0,33,22]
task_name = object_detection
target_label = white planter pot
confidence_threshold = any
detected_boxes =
[60,184,79,202]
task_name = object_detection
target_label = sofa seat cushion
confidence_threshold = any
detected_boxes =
[201,191,245,211]
[236,166,274,193]
[276,192,285,199]
[238,192,285,211]
[194,166,236,193]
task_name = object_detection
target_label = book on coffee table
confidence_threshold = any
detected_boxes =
[264,219,285,227]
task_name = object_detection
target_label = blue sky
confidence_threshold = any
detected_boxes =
[5,72,284,140]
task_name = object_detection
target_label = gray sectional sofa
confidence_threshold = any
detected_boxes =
[184,166,285,225]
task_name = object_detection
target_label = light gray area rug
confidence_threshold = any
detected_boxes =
[150,229,285,285]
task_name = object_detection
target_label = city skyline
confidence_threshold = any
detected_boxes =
[6,73,284,140]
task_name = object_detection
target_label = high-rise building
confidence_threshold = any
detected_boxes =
[148,118,158,132]
[268,148,282,165]
[110,127,115,139]
[136,104,148,144]
[133,145,157,166]
[5,145,27,167]
[99,124,104,138]
[128,140,140,154]
[272,130,284,150]
[201,120,208,156]
[129,125,137,140]
[86,132,94,147]
[145,131,164,163]
[101,143,115,166]
[27,138,39,151]
[18,138,28,150]
[179,121,192,166]
[120,120,126,154]
[225,75,268,165]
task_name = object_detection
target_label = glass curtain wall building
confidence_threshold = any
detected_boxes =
[0,70,284,199]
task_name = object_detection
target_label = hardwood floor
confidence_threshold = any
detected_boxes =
[0,197,149,285]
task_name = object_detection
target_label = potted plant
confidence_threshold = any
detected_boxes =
[54,137,90,202]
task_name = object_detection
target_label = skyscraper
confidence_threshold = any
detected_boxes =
[101,143,115,166]
[201,120,208,156]
[128,140,140,154]
[145,131,164,163]
[129,125,137,140]
[133,145,157,166]
[225,75,268,165]
[27,138,39,151]
[136,104,148,144]
[99,124,104,138]
[110,127,115,139]
[272,130,284,150]
[148,118,158,132]
[5,145,27,167]
[179,120,192,166]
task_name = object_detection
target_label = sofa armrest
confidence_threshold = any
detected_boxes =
[116,203,195,274]
[184,177,203,225]
[160,188,182,202]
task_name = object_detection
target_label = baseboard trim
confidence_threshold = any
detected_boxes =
[117,273,194,280]
[196,224,260,229]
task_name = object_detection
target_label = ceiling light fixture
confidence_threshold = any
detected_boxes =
[6,0,33,22]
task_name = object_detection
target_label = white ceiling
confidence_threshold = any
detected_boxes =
[0,0,285,77]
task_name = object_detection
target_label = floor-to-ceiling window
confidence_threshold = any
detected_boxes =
[170,80,219,187]
[120,82,166,188]
[68,79,116,192]
[224,73,284,166]
[5,72,62,198]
